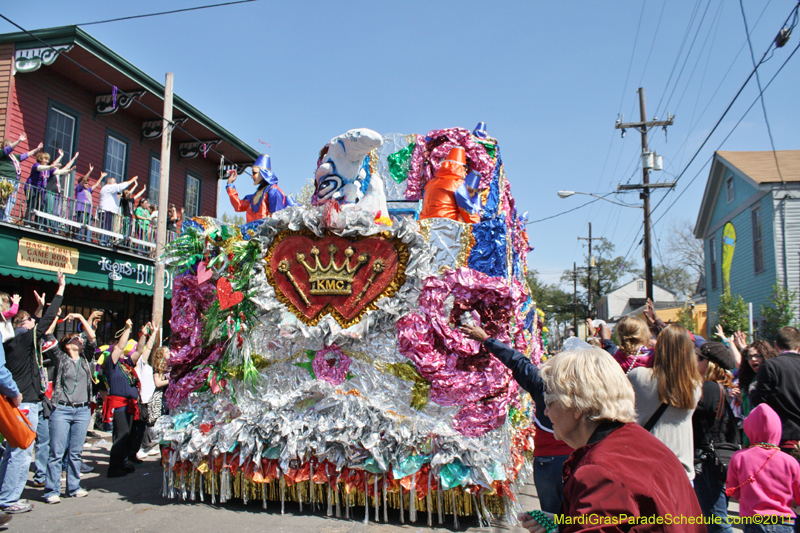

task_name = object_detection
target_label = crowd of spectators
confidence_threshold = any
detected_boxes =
[0,133,187,253]
[0,270,169,525]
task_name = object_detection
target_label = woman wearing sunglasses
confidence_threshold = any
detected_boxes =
[42,311,100,505]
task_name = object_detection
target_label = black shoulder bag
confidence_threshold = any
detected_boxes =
[700,383,741,483]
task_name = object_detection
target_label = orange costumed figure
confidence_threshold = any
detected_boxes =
[418,147,480,223]
[226,154,296,223]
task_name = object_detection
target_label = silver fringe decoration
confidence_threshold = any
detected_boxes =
[472,493,483,528]
[262,481,267,509]
[220,453,228,503]
[199,470,204,502]
[180,469,186,500]
[209,471,216,505]
[364,484,369,525]
[399,486,404,524]
[190,470,196,501]
[382,476,388,523]
[374,476,379,522]
[409,472,417,522]
[309,462,315,511]
[326,465,332,517]
[345,486,350,519]
[426,473,433,527]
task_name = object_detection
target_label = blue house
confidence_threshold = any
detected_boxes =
[694,150,800,331]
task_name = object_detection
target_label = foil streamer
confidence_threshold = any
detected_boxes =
[468,218,509,279]
[386,142,415,184]
[417,218,474,273]
[396,267,519,437]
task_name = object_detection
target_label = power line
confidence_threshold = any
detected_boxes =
[526,195,610,225]
[76,0,259,26]
[739,0,784,183]
[650,36,800,227]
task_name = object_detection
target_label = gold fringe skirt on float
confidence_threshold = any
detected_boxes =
[162,459,506,526]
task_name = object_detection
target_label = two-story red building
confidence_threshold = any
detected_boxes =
[0,26,258,342]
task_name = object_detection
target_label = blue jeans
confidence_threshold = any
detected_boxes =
[694,467,733,533]
[0,401,41,506]
[533,454,569,514]
[44,405,91,497]
[744,523,794,533]
[33,413,50,484]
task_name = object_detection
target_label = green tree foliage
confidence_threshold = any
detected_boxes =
[675,302,697,333]
[648,264,695,300]
[760,283,797,342]
[717,292,749,337]
[559,239,638,316]
[526,269,573,324]
[220,212,246,225]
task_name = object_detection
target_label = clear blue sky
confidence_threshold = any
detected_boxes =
[4,1,798,290]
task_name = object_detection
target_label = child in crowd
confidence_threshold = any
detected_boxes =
[0,292,20,343]
[613,316,654,373]
[727,404,800,533]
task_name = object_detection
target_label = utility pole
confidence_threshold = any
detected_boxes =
[572,262,578,337]
[615,87,675,302]
[152,73,174,333]
[578,222,603,317]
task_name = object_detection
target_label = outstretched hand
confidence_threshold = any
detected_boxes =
[10,294,20,305]
[33,290,46,309]
[227,169,238,185]
[715,324,727,341]
[460,323,489,343]
[733,330,748,350]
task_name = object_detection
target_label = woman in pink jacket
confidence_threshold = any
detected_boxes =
[727,403,800,532]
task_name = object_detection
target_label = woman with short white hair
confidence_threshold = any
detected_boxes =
[519,347,704,533]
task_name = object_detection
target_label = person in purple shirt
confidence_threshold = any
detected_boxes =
[0,134,42,223]
[74,166,105,241]
[24,149,77,230]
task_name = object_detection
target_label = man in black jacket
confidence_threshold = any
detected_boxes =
[752,326,800,454]
[0,269,64,514]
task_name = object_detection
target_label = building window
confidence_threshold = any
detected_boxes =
[185,174,201,218]
[103,134,128,182]
[726,176,734,203]
[752,206,764,273]
[637,280,644,292]
[44,103,79,191]
[709,236,718,290]
[148,155,160,204]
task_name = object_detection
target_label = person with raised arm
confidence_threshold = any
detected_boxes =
[0,134,42,222]
[74,166,100,241]
[42,150,79,232]
[0,268,65,514]
[97,174,137,245]
[41,310,101,504]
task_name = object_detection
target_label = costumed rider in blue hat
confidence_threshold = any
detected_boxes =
[226,154,296,222]
[453,122,490,219]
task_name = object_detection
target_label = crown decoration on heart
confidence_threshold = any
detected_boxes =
[217,277,244,310]
[264,230,408,328]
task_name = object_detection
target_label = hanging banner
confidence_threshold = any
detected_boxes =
[722,222,736,294]
[17,238,79,274]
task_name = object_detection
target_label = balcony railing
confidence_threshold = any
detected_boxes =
[0,176,178,258]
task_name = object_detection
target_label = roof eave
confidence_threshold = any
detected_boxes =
[2,25,259,161]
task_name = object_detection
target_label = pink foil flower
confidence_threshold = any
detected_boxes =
[397,267,526,437]
[312,344,351,386]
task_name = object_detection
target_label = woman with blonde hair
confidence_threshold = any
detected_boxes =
[518,347,703,533]
[628,324,703,481]
[612,316,654,373]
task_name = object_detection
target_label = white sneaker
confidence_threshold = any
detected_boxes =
[44,494,60,504]
[147,447,161,456]
[71,489,88,498]
[135,450,149,461]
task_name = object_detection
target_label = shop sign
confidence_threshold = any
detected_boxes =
[97,257,173,290]
[17,238,79,274]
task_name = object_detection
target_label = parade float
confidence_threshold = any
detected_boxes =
[155,124,544,527]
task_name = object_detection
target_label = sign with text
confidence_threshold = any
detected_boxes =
[17,238,79,274]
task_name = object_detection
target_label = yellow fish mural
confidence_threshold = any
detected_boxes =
[722,222,736,294]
